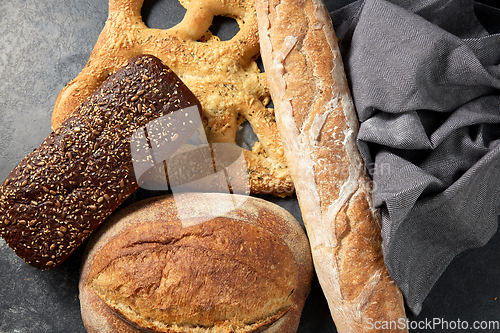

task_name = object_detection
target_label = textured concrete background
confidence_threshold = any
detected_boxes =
[0,0,499,332]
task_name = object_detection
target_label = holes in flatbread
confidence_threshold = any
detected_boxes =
[256,55,266,74]
[141,0,186,30]
[236,121,258,151]
[209,16,240,41]
[141,1,240,43]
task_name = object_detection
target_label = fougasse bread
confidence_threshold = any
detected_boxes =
[79,193,314,333]
[256,0,408,331]
[51,0,294,197]
[0,54,201,270]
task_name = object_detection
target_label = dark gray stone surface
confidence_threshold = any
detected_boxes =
[0,1,498,332]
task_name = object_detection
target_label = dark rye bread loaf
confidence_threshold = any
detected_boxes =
[0,54,201,270]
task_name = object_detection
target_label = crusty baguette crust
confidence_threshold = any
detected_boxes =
[79,193,313,333]
[256,0,408,331]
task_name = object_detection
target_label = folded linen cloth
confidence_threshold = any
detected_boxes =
[329,0,500,314]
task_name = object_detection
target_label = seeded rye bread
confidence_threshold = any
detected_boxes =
[79,192,313,333]
[0,54,201,270]
[256,0,408,331]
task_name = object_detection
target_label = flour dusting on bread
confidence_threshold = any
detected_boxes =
[256,0,408,331]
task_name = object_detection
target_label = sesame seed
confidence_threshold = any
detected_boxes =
[0,56,204,269]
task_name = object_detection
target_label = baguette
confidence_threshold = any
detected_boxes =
[79,193,314,333]
[256,0,408,331]
[0,54,201,270]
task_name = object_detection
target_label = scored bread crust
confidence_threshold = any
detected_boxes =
[79,193,313,333]
[255,0,408,331]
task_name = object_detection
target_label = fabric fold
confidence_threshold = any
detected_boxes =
[330,0,500,314]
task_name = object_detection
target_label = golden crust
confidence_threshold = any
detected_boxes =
[79,193,313,333]
[256,0,407,331]
[51,0,293,196]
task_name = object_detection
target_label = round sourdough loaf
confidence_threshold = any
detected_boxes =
[79,192,313,333]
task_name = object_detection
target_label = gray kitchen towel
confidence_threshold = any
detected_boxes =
[329,0,500,314]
